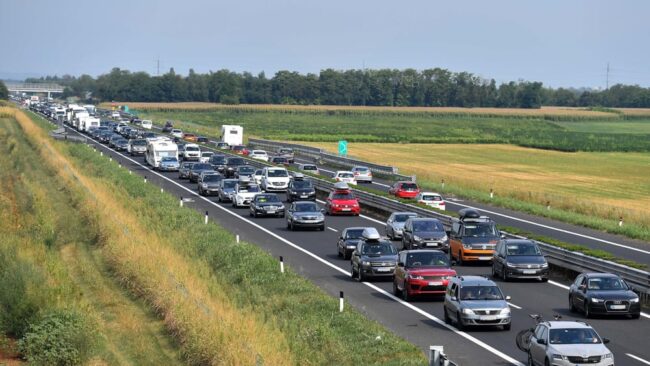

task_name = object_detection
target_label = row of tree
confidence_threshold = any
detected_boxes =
[24,67,650,108]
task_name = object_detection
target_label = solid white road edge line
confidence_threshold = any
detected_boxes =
[327,227,338,232]
[87,137,525,366]
[627,353,650,365]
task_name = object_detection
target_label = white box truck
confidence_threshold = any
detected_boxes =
[145,137,178,169]
[80,116,100,133]
[220,125,243,146]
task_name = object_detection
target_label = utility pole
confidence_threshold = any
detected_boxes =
[606,62,610,90]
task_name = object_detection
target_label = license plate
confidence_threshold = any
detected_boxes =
[428,281,443,286]
[341,208,351,211]
[267,210,276,214]
[300,195,308,198]
[523,270,537,274]
[375,267,391,272]
[610,305,626,310]
[426,243,438,247]
[478,257,492,261]
[480,315,497,321]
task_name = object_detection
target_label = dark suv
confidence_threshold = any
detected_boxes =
[492,239,548,282]
[402,218,448,252]
[224,157,245,178]
[350,228,398,282]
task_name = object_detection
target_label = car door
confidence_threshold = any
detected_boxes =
[402,220,412,249]
[446,283,460,320]
[572,275,587,310]
[529,325,548,365]
[395,252,407,290]
[386,214,394,237]
[450,222,461,260]
[494,242,505,275]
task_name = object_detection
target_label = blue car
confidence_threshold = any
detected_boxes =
[158,156,180,172]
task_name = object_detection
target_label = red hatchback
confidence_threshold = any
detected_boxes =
[389,181,420,199]
[393,250,456,301]
[326,183,360,215]
[231,145,249,155]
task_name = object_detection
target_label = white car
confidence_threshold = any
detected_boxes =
[334,171,357,185]
[199,151,214,163]
[111,111,121,119]
[231,179,262,207]
[298,163,319,175]
[416,192,446,210]
[253,169,264,185]
[261,167,291,192]
[116,122,128,133]
[351,166,372,183]
[141,119,153,129]
[181,143,201,161]
[527,320,613,366]
[249,150,269,161]
[171,129,183,138]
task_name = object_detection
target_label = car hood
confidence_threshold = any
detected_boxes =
[462,300,508,310]
[413,231,447,240]
[391,222,406,230]
[236,191,259,197]
[588,290,637,300]
[161,161,179,166]
[548,344,610,358]
[266,177,290,182]
[461,237,500,245]
[290,188,315,193]
[294,211,322,217]
[506,256,546,264]
[343,239,362,247]
[202,182,221,188]
[407,268,456,277]
[222,188,235,193]
[361,254,398,262]
[256,201,283,207]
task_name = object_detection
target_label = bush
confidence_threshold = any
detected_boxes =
[19,310,97,366]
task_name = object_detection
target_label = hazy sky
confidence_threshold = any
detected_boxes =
[2,0,649,88]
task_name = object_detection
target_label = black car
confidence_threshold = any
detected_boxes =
[197,136,209,143]
[249,193,285,218]
[492,239,548,282]
[188,163,214,183]
[178,162,195,179]
[208,154,227,174]
[569,272,641,318]
[286,177,316,202]
[235,165,256,179]
[98,131,113,143]
[337,227,366,260]
[224,157,246,178]
[402,218,449,252]
[270,156,289,166]
[162,120,174,133]
[198,173,224,196]
[142,132,156,139]
[351,228,398,282]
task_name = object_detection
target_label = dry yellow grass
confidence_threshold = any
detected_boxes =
[615,108,650,117]
[99,102,616,118]
[10,107,294,365]
[304,141,650,227]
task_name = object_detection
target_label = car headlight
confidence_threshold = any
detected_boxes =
[630,297,639,303]
[591,298,604,303]
[441,234,448,242]
[461,308,475,315]
[552,354,568,360]
[462,243,472,249]
[500,308,510,315]
[201,183,207,188]
[413,235,422,242]
[361,261,371,267]
[506,262,516,268]
[316,214,324,220]
[541,263,549,268]
[408,274,424,280]
[603,353,613,359]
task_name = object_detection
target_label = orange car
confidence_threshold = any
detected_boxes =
[449,209,502,265]
[183,133,198,142]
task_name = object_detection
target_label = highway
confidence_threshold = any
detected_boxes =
[60,120,650,366]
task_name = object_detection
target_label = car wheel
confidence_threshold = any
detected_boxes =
[289,221,295,231]
[631,312,641,319]
[249,211,254,217]
[393,281,401,296]
[503,323,511,331]
[350,266,356,279]
[544,358,550,366]
[569,295,577,313]
[584,302,591,318]
[401,282,410,302]
[541,277,548,283]
[502,266,509,282]
[457,251,463,266]
[357,268,365,282]
[456,312,465,331]
[337,247,343,258]
[218,195,222,202]
[287,220,291,230]
[443,307,451,324]
[344,252,351,260]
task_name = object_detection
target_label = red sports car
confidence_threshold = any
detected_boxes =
[393,249,456,301]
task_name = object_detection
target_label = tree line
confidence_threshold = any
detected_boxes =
[23,67,650,108]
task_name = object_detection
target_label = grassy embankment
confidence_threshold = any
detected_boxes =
[0,109,181,365]
[110,103,650,242]
[18,107,426,364]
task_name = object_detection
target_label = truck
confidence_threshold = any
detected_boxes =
[83,104,96,116]
[145,137,179,169]
[220,125,243,146]
[71,106,89,130]
[79,115,101,133]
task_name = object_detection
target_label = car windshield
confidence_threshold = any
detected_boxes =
[345,229,365,239]
[256,195,280,203]
[273,158,288,163]
[254,170,263,175]
[464,223,498,237]
[332,192,355,200]
[587,277,627,291]
[362,243,396,255]
[422,195,442,201]
[506,243,542,256]
[302,165,317,171]
[203,175,222,182]
[117,139,128,144]
[238,185,260,193]
[460,286,503,300]
[394,214,417,223]
[238,166,255,174]
[186,146,200,151]
[338,172,354,178]
[401,183,418,190]
[253,151,266,155]
[181,162,194,169]
[202,152,213,157]
[412,220,444,232]
[192,164,212,171]
[279,149,293,154]
[227,158,244,165]
[161,157,178,162]
[268,169,288,177]
[291,180,312,189]
[233,146,244,151]
[406,252,450,267]
[222,181,237,189]
[354,167,369,173]
[211,156,226,164]
[295,203,319,212]
[548,329,601,345]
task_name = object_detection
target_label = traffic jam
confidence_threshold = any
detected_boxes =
[35,101,645,366]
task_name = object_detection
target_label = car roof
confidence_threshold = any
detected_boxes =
[401,249,447,254]
[583,272,620,278]
[454,275,496,286]
[501,239,536,245]
[419,192,442,196]
[391,211,418,216]
[336,170,353,174]
[541,321,592,329]
[408,217,441,222]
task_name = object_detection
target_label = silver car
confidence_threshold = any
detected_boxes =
[385,212,418,240]
[443,275,511,331]
[527,321,613,366]
[351,166,372,183]
[286,201,325,231]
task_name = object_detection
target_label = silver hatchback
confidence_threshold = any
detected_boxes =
[443,275,511,331]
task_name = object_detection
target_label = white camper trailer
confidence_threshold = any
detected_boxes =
[220,125,243,146]
[145,137,178,169]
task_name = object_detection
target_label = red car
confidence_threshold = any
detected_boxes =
[389,181,420,199]
[231,145,249,155]
[393,250,456,301]
[325,183,360,215]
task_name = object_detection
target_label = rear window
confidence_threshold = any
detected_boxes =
[227,158,245,165]
[412,220,444,232]
[332,192,355,200]
[338,172,354,178]
[401,183,418,190]
[267,169,288,178]
[186,146,200,152]
[192,164,212,170]
[353,167,369,172]
[422,195,442,201]
[345,229,364,239]
[301,165,317,171]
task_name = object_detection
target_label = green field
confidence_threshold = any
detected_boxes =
[136,108,650,152]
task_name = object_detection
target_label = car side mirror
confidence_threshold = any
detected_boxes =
[397,262,404,267]
[500,234,506,239]
[602,338,610,344]
[579,285,586,292]
[321,209,325,213]
[505,295,511,301]
[536,338,547,345]
[450,296,457,302]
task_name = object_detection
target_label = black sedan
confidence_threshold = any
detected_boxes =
[337,227,366,260]
[286,177,316,202]
[569,272,641,318]
[492,239,549,282]
[249,193,285,218]
[178,162,195,179]
[188,163,214,183]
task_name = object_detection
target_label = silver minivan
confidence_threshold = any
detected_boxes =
[443,275,511,330]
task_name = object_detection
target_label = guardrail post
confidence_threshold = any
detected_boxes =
[339,291,344,312]
[180,197,183,207]
[546,201,551,210]
[490,188,494,199]
[144,176,147,183]
[429,346,443,366]
[279,256,284,273]
[441,179,445,190]
[204,211,209,224]
[619,216,623,227]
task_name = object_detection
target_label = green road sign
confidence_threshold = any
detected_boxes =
[338,140,348,156]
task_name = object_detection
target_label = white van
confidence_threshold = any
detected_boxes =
[141,120,153,129]
[260,167,290,192]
